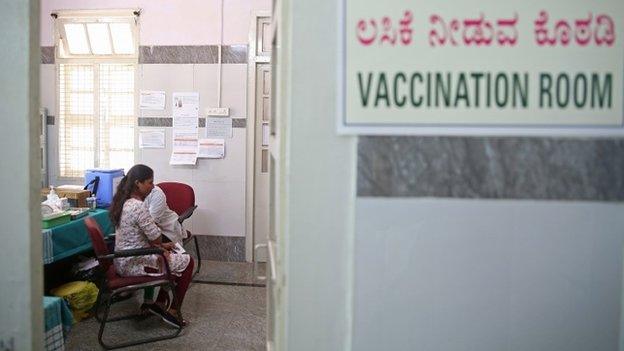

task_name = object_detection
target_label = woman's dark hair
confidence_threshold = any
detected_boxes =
[109,164,154,227]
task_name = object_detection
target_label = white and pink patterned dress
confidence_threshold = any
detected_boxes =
[114,198,190,277]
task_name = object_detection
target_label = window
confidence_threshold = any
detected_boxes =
[54,10,139,178]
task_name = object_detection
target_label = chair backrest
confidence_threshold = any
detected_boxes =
[157,182,195,216]
[84,217,113,273]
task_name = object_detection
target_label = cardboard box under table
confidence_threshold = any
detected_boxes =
[41,186,91,207]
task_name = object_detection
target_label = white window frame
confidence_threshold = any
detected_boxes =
[53,9,140,182]
[53,9,140,60]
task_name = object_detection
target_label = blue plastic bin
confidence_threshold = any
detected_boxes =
[84,168,125,208]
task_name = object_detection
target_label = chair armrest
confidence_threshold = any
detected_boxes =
[101,247,172,277]
[108,247,164,258]
[178,205,197,223]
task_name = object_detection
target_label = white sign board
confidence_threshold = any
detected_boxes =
[341,0,624,134]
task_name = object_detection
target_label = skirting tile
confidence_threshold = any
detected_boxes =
[194,235,245,262]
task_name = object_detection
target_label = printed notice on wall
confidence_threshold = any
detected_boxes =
[139,128,166,148]
[198,138,225,159]
[170,128,198,165]
[342,0,624,133]
[173,92,199,129]
[205,117,233,138]
[139,91,166,110]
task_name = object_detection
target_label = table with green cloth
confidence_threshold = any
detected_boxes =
[43,296,74,351]
[42,209,114,264]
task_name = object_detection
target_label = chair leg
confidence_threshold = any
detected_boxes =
[94,291,108,323]
[97,293,113,349]
[97,287,183,350]
[193,235,202,276]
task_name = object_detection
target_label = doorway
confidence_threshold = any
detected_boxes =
[246,12,272,263]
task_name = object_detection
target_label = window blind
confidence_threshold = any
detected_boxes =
[58,63,134,178]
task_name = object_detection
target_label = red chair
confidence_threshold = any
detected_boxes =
[157,182,201,275]
[84,217,182,349]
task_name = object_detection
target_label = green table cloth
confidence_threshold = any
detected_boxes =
[42,209,114,264]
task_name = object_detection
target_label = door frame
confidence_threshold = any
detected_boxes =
[245,10,272,262]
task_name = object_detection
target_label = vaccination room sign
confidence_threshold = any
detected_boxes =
[341,0,624,133]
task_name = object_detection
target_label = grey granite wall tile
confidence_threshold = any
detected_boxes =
[140,45,219,64]
[138,117,172,127]
[41,46,54,64]
[46,115,55,125]
[222,45,248,64]
[139,45,248,64]
[195,235,245,262]
[232,118,247,128]
[139,117,246,128]
[42,45,248,64]
[357,136,624,201]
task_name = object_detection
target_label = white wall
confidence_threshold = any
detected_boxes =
[354,198,624,351]
[137,64,248,236]
[40,0,270,45]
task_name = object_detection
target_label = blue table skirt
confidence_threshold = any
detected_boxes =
[43,209,114,264]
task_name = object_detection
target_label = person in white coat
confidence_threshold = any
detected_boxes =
[143,185,187,244]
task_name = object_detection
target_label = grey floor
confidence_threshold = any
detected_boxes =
[65,261,267,350]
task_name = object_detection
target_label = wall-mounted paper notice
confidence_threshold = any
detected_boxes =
[170,128,199,165]
[172,92,200,118]
[173,116,199,128]
[139,129,165,148]
[170,152,198,165]
[139,91,166,110]
[198,138,225,159]
[205,117,232,138]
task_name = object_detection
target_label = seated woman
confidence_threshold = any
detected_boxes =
[109,164,194,327]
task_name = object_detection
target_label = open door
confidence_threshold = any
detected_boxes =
[247,14,272,263]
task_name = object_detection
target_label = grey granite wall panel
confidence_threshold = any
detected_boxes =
[357,136,624,201]
[138,117,247,128]
[42,45,248,64]
[139,45,247,64]
[232,118,247,128]
[41,46,54,64]
[138,117,173,127]
[140,45,219,64]
[222,45,248,64]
